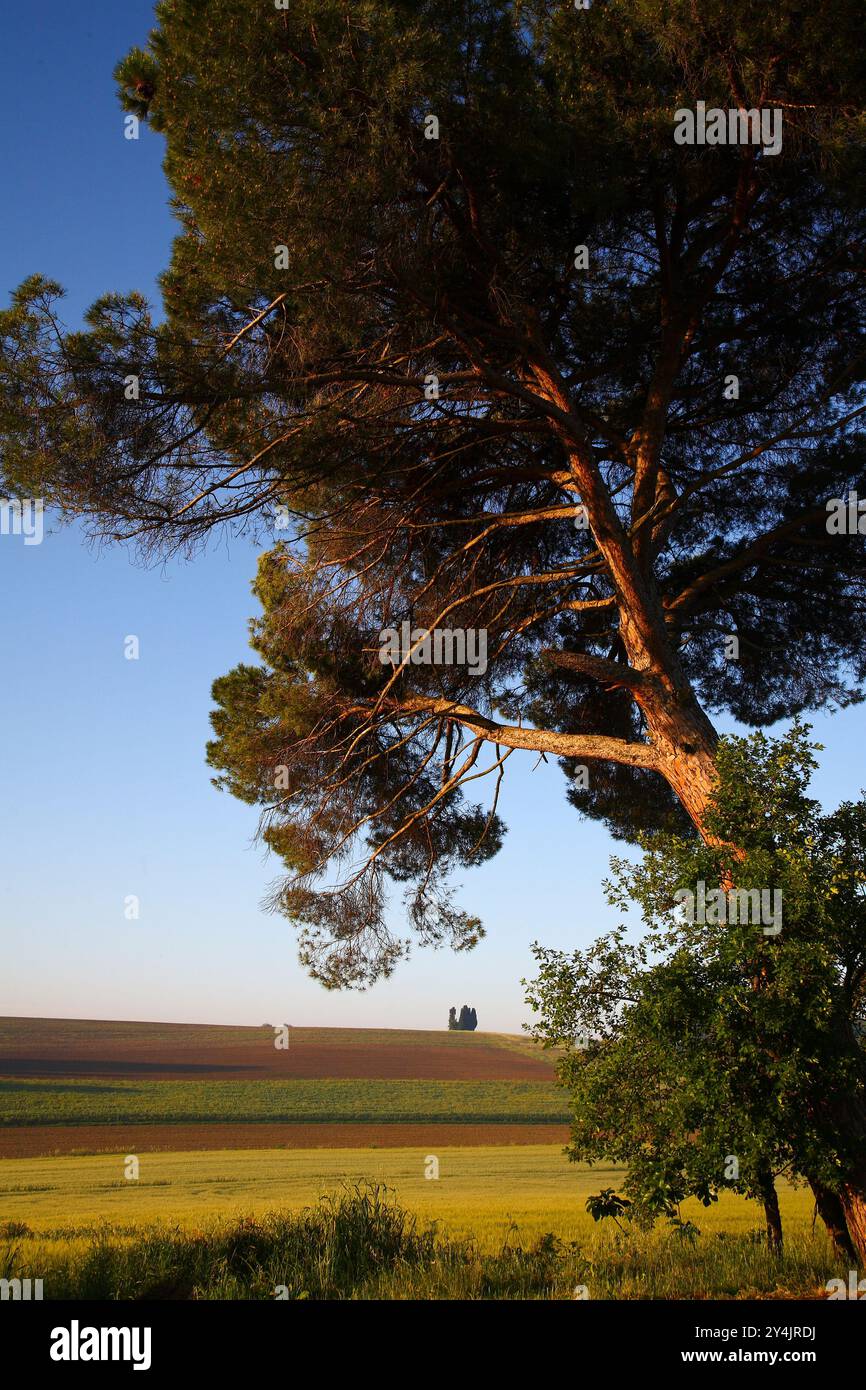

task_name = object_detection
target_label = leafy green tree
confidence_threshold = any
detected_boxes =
[528,933,789,1250]
[526,726,866,1259]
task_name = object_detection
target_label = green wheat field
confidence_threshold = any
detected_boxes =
[0,1078,569,1127]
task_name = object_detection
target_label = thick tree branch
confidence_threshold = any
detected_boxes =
[390,696,661,770]
[542,650,650,692]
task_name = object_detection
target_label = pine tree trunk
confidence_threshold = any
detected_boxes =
[636,682,721,840]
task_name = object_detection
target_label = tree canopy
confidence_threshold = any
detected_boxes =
[1,0,865,987]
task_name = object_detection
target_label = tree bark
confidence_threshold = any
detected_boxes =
[838,1185,866,1264]
[815,1080,866,1264]
[639,689,720,837]
[809,1180,858,1262]
[758,1173,784,1255]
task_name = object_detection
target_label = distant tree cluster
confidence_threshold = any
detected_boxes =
[448,1005,478,1032]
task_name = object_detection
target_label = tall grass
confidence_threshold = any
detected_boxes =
[0,1184,839,1300]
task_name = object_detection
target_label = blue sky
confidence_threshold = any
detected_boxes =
[1,2,864,1033]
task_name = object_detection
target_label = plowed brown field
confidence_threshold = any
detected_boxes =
[0,1121,570,1158]
[0,1017,554,1081]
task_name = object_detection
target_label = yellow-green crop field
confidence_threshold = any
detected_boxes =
[0,1146,839,1300]
[0,1143,815,1244]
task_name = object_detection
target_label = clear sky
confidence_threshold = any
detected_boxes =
[2,2,864,1034]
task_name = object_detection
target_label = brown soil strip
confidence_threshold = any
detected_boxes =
[0,1123,569,1159]
[0,1044,552,1082]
